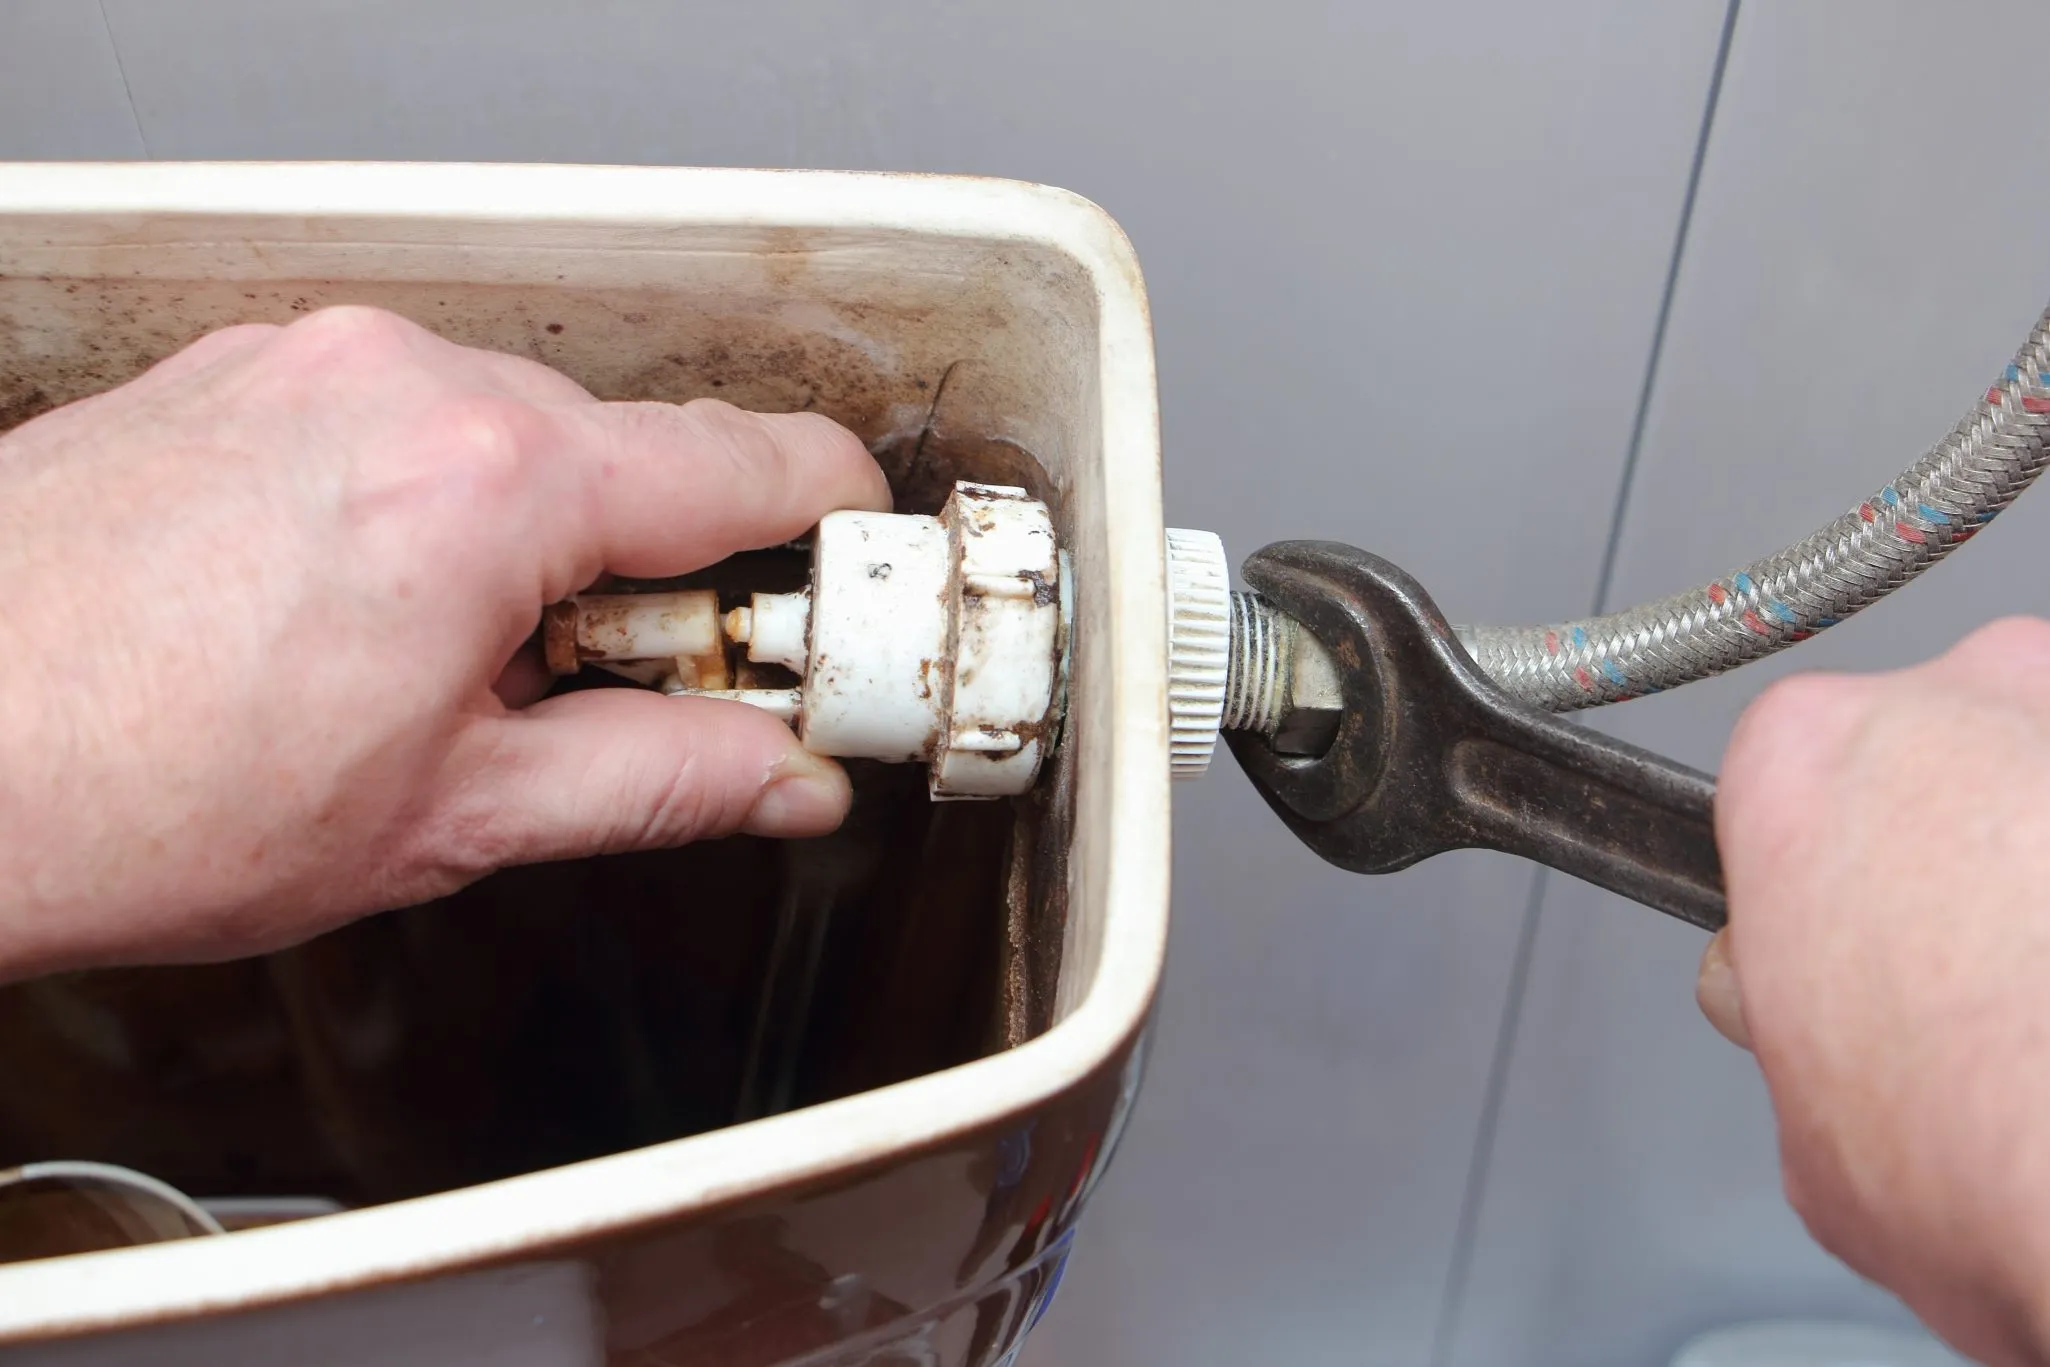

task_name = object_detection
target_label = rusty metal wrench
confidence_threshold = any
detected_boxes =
[1226,541,1726,932]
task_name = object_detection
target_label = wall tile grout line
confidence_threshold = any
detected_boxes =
[1588,0,1744,623]
[1424,4,1743,1363]
[95,0,151,158]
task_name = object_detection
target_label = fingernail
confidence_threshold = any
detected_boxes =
[742,749,851,838]
[1696,929,1753,1051]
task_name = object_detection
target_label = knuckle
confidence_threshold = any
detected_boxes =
[1720,673,1855,853]
[285,304,421,362]
[1727,673,1848,774]
[631,757,731,846]
[406,760,528,882]
[681,398,795,493]
[781,411,888,506]
[423,804,521,884]
[767,408,863,467]
[1945,614,2050,671]
[778,409,848,446]
[628,709,793,846]
[678,395,744,427]
[424,393,549,491]
[494,351,594,404]
[679,396,762,449]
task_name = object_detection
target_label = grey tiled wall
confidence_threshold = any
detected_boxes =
[1446,5,2050,1364]
[4,3,2046,1363]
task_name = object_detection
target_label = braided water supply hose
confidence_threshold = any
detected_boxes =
[1459,303,2050,711]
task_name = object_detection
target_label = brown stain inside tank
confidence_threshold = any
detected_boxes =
[0,282,1074,1210]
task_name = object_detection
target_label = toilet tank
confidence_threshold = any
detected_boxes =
[0,163,1171,1367]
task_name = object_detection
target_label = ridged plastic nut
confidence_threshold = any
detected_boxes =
[1165,528,1231,778]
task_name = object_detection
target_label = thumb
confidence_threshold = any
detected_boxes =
[461,688,852,866]
[1696,928,1753,1050]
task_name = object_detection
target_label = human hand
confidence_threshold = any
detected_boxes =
[1702,617,2050,1366]
[0,307,889,980]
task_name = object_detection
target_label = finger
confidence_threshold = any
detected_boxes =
[368,308,596,407]
[442,339,599,408]
[1695,929,1752,1049]
[143,323,284,386]
[546,398,891,583]
[449,688,852,869]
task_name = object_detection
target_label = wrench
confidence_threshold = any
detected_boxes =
[1226,541,1725,932]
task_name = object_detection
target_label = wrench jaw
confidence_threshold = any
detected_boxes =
[1226,542,1458,876]
[1228,545,1383,821]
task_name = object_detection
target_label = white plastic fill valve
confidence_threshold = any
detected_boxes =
[796,482,1062,799]
[628,480,1064,800]
[800,507,955,763]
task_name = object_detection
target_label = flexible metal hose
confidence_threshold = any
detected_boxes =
[1461,302,2050,711]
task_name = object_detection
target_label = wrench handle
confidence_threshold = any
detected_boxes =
[1446,716,1724,931]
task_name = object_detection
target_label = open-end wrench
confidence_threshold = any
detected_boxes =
[1226,541,1725,932]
